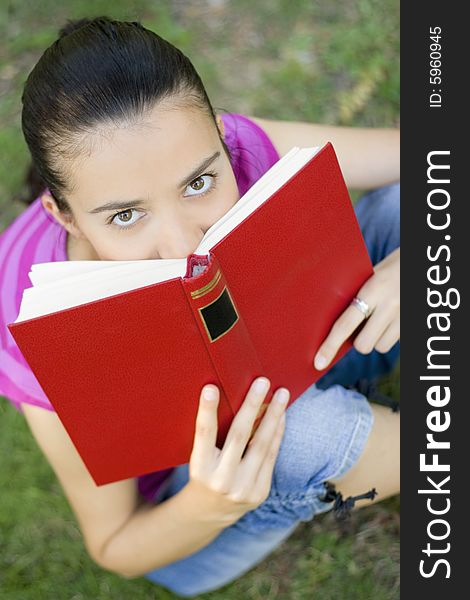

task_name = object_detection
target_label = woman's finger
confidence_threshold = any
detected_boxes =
[216,378,271,477]
[238,387,289,483]
[189,385,220,473]
[314,299,374,370]
[352,304,394,354]
[252,411,286,501]
[375,317,400,353]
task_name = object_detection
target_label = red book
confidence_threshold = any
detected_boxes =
[8,142,373,486]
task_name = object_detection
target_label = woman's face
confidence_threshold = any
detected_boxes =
[44,103,240,260]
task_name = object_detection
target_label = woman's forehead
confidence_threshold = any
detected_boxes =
[67,107,222,208]
[87,104,217,155]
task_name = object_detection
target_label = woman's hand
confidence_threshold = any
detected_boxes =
[186,377,289,526]
[314,247,400,371]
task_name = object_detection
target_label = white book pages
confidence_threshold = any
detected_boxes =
[16,145,320,323]
[16,259,187,322]
[28,258,185,286]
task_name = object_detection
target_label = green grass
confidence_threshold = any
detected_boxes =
[0,384,400,599]
[0,0,399,597]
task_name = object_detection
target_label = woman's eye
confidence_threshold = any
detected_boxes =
[184,173,216,197]
[109,208,142,230]
[107,171,218,231]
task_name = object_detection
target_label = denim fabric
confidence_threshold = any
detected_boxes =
[143,182,400,597]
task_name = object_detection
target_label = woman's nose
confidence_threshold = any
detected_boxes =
[155,222,205,260]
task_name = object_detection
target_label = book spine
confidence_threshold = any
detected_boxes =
[181,252,268,442]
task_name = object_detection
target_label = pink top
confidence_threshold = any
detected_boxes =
[0,112,280,503]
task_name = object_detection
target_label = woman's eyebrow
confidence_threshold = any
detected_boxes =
[87,150,221,214]
[178,150,220,188]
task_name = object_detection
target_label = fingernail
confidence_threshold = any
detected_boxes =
[277,388,290,404]
[314,354,328,370]
[253,377,269,393]
[203,386,217,401]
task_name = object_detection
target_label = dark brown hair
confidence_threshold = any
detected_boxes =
[19,16,230,212]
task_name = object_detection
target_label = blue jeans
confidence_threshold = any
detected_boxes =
[143,183,400,597]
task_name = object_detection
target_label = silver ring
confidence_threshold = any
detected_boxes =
[350,296,372,319]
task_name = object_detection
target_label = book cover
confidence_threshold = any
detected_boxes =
[8,142,373,485]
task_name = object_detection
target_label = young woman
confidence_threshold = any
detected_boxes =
[0,16,400,597]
